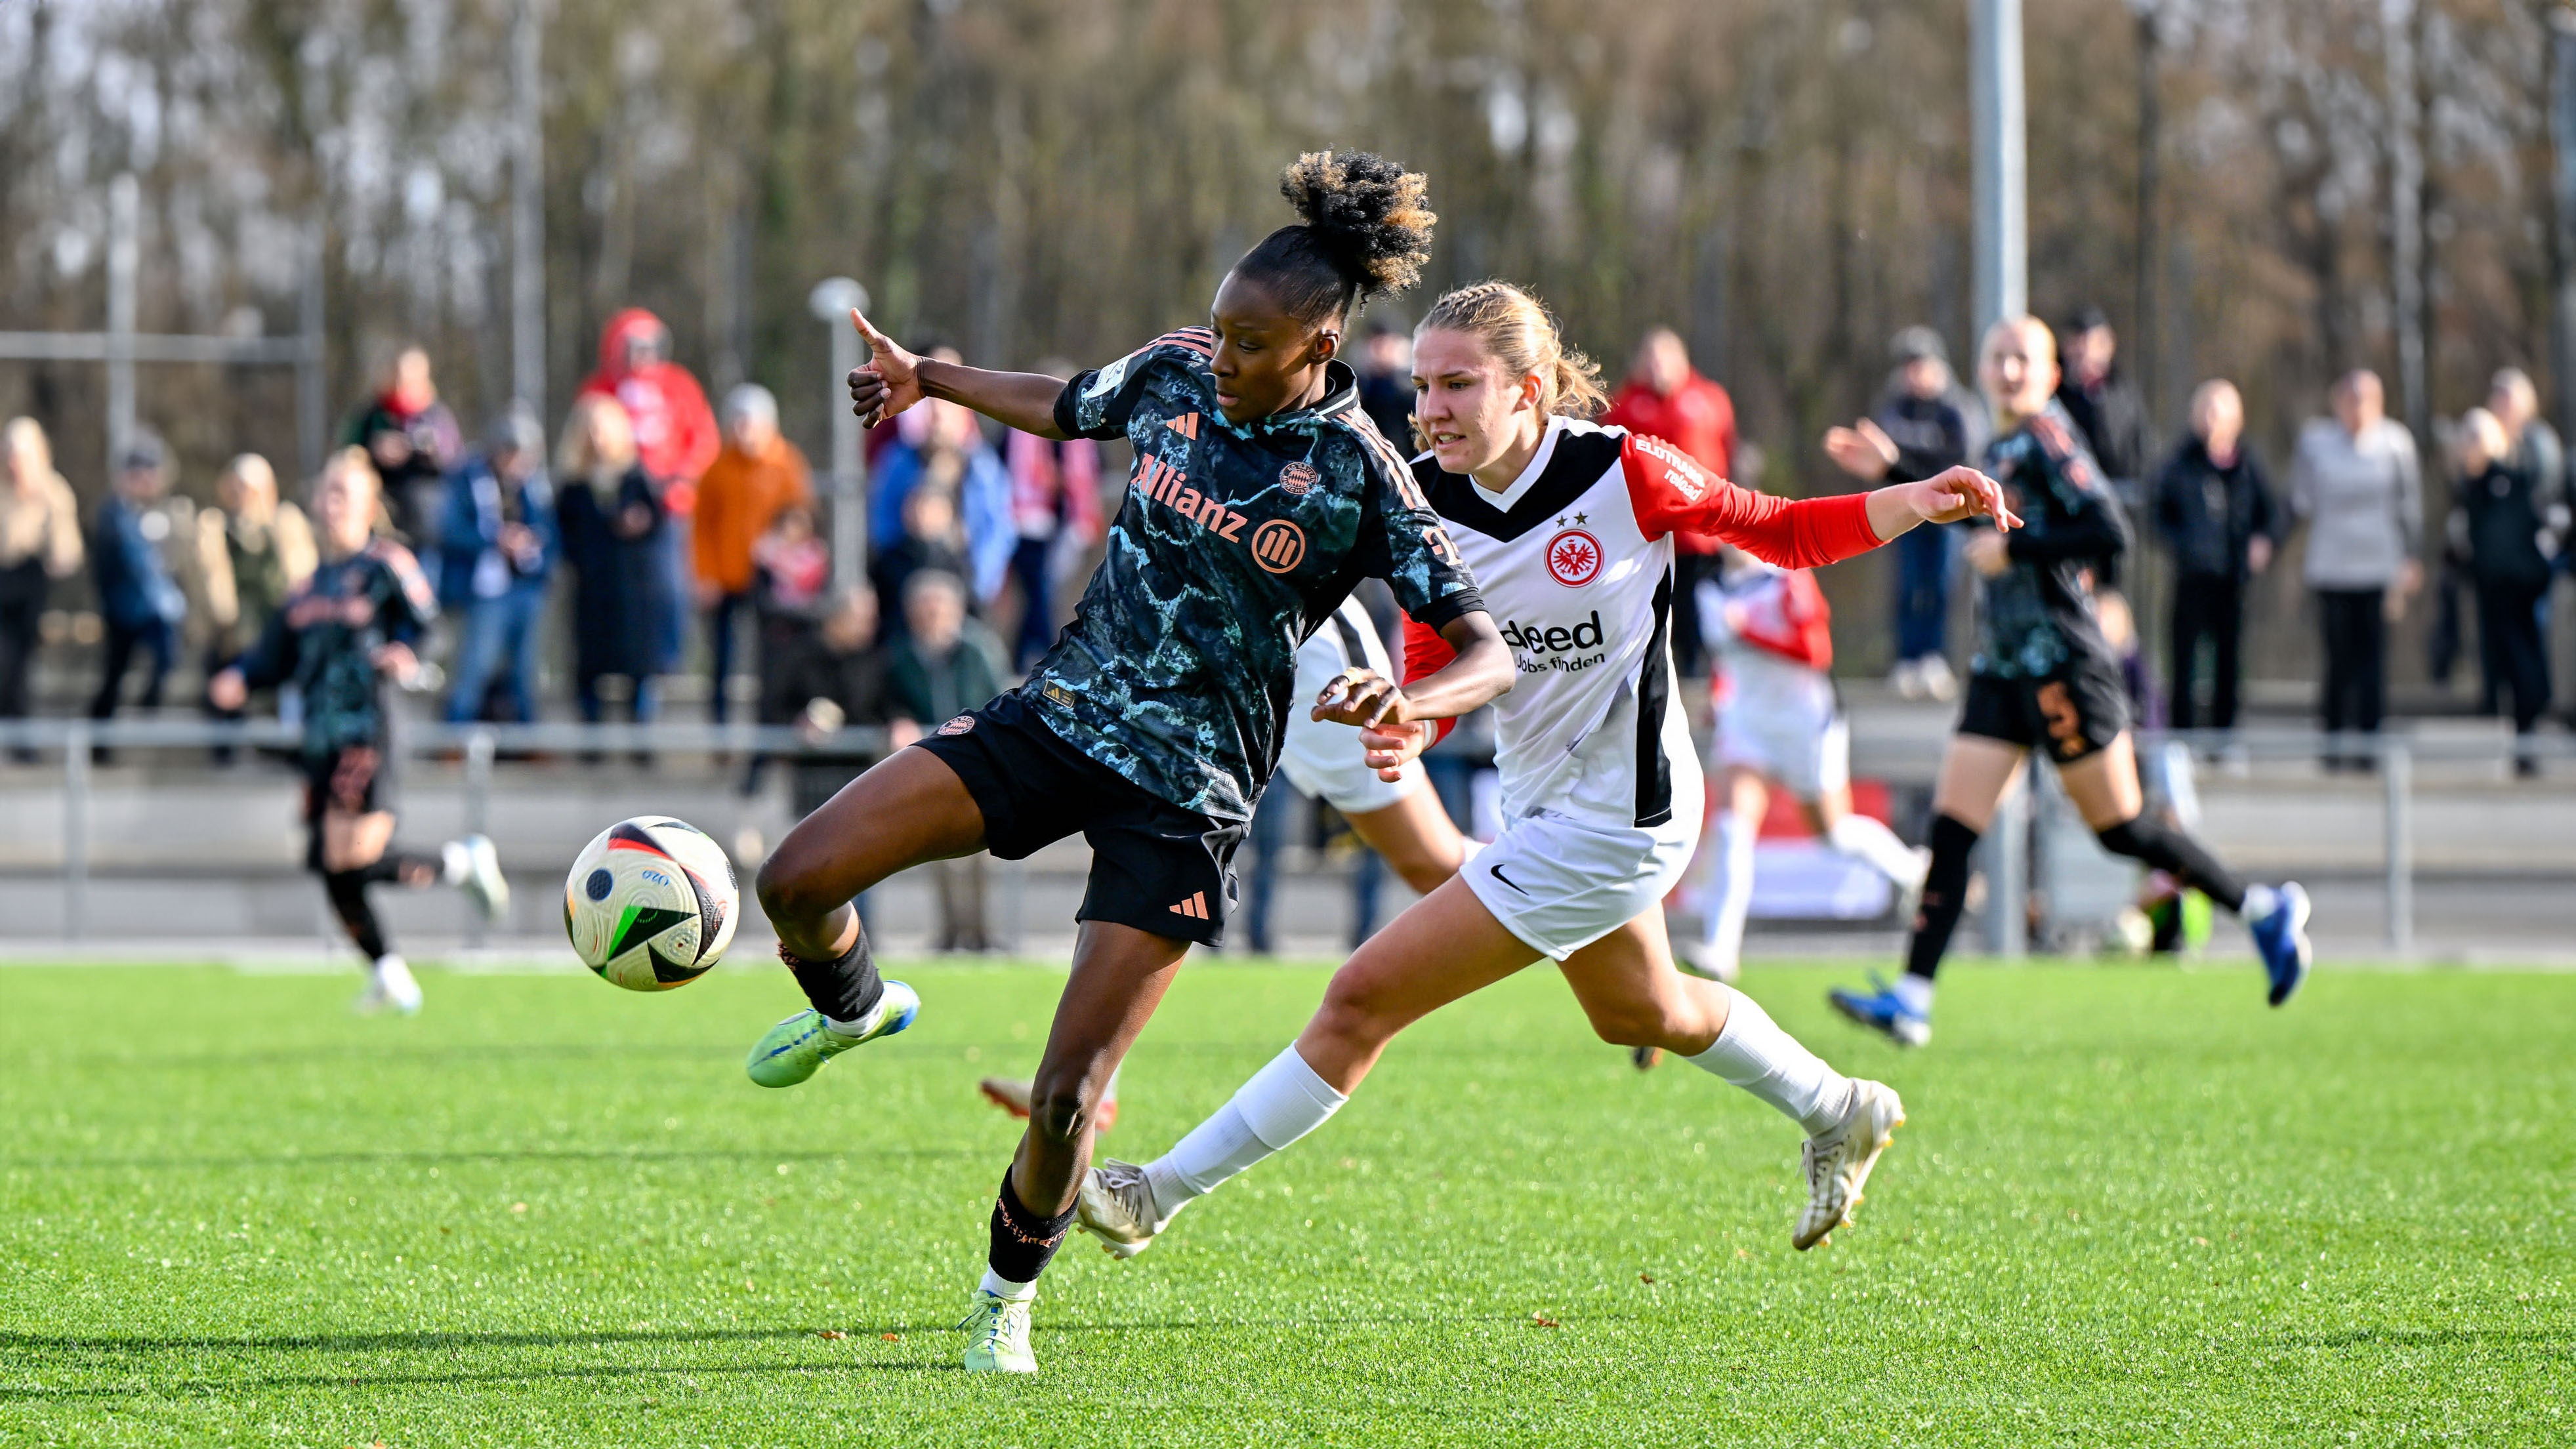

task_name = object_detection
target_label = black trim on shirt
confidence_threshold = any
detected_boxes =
[1411,429,1625,542]
[1633,566,1675,828]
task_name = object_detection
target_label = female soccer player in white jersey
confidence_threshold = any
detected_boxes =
[1071,282,2019,1286]
[1675,547,1930,988]
[1827,316,2312,1048]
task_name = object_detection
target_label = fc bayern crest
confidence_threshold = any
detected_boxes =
[1544,529,1602,586]
[1278,461,1321,497]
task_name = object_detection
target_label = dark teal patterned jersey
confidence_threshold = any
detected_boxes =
[236,540,438,759]
[1028,326,1485,822]
[1970,402,2131,679]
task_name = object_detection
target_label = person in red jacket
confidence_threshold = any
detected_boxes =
[1602,327,1737,675]
[579,309,719,682]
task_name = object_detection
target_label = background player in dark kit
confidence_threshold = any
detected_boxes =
[211,449,506,1014]
[1827,317,2312,1049]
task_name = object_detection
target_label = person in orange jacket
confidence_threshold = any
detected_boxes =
[694,384,813,722]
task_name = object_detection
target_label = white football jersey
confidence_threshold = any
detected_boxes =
[1405,415,1885,832]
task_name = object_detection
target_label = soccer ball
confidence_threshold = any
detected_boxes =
[563,816,741,991]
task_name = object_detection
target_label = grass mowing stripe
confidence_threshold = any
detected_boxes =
[1,962,2569,1446]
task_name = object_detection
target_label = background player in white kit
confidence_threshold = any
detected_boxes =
[1068,281,2018,1297]
[1676,548,1928,987]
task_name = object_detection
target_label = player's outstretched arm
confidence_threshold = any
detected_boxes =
[1863,465,2022,541]
[844,308,1069,438]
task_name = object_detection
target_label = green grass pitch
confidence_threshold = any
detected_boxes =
[3,959,2569,1446]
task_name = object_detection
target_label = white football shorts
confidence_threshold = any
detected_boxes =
[1714,651,1848,799]
[1276,603,1425,817]
[1465,808,1697,962]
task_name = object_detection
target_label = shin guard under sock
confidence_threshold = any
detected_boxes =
[781,931,884,1027]
[1904,813,1981,983]
[2094,816,2247,913]
[323,871,390,960]
[986,1166,1077,1289]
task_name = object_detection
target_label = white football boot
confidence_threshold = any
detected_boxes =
[356,954,424,1016]
[1075,1158,1186,1259]
[451,834,509,922]
[1793,1078,1904,1250]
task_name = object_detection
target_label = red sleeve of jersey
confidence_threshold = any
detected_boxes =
[1620,431,1883,569]
[1400,611,1462,746]
[1783,569,1835,673]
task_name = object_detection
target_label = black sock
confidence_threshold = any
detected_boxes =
[323,870,390,960]
[2095,815,2247,914]
[781,931,883,1024]
[1904,813,1981,983]
[986,1166,1077,1288]
[350,851,439,888]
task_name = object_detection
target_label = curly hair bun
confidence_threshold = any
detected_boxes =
[1278,150,1435,301]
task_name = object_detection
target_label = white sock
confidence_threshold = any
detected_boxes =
[2240,883,2279,922]
[1687,987,1853,1135]
[1701,813,1756,966]
[1890,973,1934,1017]
[978,1268,1036,1302]
[1142,1045,1347,1218]
[1828,813,1928,889]
[439,841,470,886]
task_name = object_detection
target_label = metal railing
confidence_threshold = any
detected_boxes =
[2,716,2570,950]
[0,717,890,943]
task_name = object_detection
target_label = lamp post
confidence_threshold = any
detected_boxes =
[807,277,871,587]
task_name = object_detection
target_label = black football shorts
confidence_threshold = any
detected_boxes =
[913,689,1245,947]
[1956,657,2131,764]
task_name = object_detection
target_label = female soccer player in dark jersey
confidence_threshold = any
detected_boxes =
[209,449,507,1013]
[741,153,1513,1372]
[1827,316,2312,1048]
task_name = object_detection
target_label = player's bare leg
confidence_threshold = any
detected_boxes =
[320,807,503,1016]
[745,747,987,1087]
[1340,787,1475,895]
[2058,735,2312,1004]
[1075,878,1533,1258]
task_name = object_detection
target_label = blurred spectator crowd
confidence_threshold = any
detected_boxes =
[1,300,2569,951]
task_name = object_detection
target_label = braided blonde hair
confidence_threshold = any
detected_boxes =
[1413,281,1608,421]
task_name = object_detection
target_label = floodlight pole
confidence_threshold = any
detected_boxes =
[511,0,548,420]
[2548,9,2576,435]
[106,174,138,465]
[2384,0,2430,443]
[808,277,871,587]
[1972,0,2029,955]
[1971,0,2027,337]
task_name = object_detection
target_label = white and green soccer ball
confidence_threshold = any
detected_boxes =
[564,816,741,991]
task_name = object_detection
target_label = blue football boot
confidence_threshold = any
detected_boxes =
[2248,882,2313,1006]
[1827,973,1932,1048]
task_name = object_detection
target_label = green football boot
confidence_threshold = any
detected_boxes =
[957,1290,1036,1374]
[742,981,919,1088]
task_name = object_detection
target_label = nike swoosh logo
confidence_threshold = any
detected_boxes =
[1489,863,1529,895]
